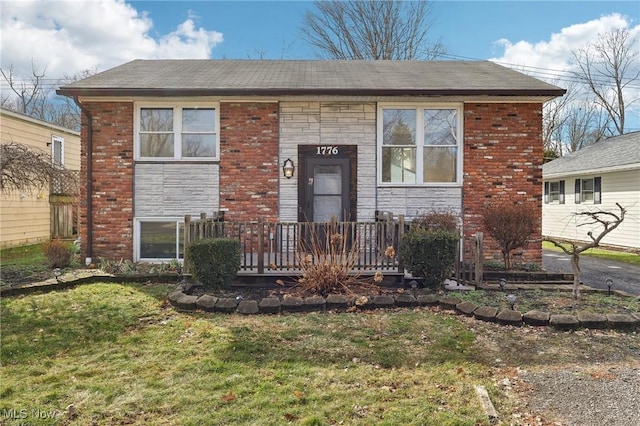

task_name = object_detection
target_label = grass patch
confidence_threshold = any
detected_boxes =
[0,283,502,425]
[454,289,638,315]
[543,240,640,266]
[2,283,639,425]
[0,243,52,286]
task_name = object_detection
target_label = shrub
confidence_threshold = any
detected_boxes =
[482,201,537,270]
[186,238,241,290]
[41,239,74,268]
[400,228,459,289]
[412,210,459,233]
[295,224,373,296]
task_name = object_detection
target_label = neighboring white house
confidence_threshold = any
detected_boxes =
[542,132,640,251]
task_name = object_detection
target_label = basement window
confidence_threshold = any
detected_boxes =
[135,219,184,261]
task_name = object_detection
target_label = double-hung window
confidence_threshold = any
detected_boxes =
[544,180,565,204]
[137,104,218,160]
[379,105,461,185]
[575,177,601,204]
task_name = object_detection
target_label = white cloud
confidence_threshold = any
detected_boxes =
[490,13,639,76]
[490,13,640,130]
[0,0,223,79]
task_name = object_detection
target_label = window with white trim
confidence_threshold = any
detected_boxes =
[544,180,565,204]
[378,105,461,185]
[574,177,601,204]
[136,104,219,160]
[51,135,64,167]
[136,219,184,261]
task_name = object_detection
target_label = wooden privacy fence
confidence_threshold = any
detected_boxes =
[183,212,484,283]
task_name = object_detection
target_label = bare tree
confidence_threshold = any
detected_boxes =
[572,28,639,135]
[301,0,445,60]
[544,203,626,299]
[0,142,78,195]
[544,80,613,158]
[1,63,48,118]
[1,64,95,131]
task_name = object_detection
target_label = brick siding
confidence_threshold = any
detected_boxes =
[219,102,279,222]
[79,102,134,261]
[463,103,543,264]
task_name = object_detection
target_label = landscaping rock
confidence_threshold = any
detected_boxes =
[281,296,304,312]
[416,294,439,306]
[606,314,639,329]
[577,313,608,329]
[473,306,498,322]
[214,297,239,313]
[456,301,477,316]
[168,290,185,304]
[523,310,550,326]
[258,297,281,314]
[632,313,640,322]
[325,294,349,310]
[304,295,326,311]
[549,314,579,330]
[174,294,198,311]
[237,300,259,315]
[394,294,417,307]
[496,309,522,326]
[439,297,462,310]
[372,295,395,309]
[196,294,218,312]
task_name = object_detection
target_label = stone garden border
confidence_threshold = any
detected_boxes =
[168,287,640,331]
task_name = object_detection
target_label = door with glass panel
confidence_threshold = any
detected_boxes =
[303,157,350,223]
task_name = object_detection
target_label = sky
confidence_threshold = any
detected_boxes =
[1,0,639,129]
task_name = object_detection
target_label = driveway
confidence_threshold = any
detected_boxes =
[542,249,640,296]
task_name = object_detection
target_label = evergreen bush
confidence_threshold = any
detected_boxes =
[400,228,459,289]
[186,238,241,290]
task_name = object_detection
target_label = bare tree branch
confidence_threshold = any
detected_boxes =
[301,0,445,60]
[543,203,627,299]
[572,28,639,135]
[0,141,78,195]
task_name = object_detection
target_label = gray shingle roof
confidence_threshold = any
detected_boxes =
[57,59,565,98]
[543,132,640,177]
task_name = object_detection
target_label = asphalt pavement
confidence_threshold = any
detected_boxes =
[542,249,640,296]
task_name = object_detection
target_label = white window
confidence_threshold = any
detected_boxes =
[574,177,601,204]
[51,135,64,167]
[136,104,219,160]
[378,105,461,185]
[135,219,184,261]
[544,180,565,204]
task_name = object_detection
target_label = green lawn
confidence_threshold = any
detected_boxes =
[543,240,640,266]
[1,283,491,425]
[2,282,639,425]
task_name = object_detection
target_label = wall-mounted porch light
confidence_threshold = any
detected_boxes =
[283,158,295,179]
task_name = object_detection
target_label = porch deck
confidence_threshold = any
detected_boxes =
[183,213,483,284]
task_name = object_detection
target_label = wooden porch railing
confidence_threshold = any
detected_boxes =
[183,212,484,283]
[183,212,406,275]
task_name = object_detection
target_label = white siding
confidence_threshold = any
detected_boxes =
[542,169,640,249]
[279,101,377,221]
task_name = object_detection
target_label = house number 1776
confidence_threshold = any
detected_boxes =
[316,146,339,156]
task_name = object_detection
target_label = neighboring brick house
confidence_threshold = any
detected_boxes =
[57,60,565,265]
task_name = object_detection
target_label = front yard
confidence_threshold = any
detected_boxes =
[1,282,639,425]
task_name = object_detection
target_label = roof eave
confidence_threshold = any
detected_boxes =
[57,87,566,98]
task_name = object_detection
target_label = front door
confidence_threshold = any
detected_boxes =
[303,157,350,222]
